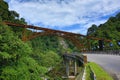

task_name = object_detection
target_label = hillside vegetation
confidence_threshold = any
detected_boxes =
[87,13,120,50]
[0,0,78,79]
[0,0,64,80]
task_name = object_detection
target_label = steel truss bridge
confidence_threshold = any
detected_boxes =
[4,21,111,52]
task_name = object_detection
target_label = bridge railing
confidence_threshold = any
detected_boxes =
[82,50,120,55]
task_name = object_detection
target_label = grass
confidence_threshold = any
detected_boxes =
[86,62,113,80]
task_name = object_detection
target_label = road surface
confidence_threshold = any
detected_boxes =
[85,54,120,80]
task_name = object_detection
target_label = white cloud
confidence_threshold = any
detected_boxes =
[67,19,107,35]
[6,0,120,34]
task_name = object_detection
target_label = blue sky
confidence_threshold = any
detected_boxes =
[5,0,120,35]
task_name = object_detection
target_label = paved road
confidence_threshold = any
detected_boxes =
[85,54,120,80]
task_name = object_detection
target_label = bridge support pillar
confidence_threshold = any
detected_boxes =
[74,60,77,75]
[66,59,69,77]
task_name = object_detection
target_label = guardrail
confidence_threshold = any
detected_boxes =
[82,50,120,55]
[75,67,85,80]
[63,53,86,64]
[89,66,96,80]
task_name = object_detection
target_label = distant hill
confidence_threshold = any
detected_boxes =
[87,12,120,50]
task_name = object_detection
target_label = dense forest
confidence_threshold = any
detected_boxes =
[87,13,120,50]
[0,0,67,80]
[0,0,79,79]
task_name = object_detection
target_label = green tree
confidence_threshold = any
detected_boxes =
[87,24,98,36]
[0,21,48,80]
[0,0,9,20]
[87,12,120,50]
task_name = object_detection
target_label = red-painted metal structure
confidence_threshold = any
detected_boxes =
[4,22,111,51]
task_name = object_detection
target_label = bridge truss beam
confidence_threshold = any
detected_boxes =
[4,22,111,52]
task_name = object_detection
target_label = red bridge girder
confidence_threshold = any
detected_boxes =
[4,21,111,51]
